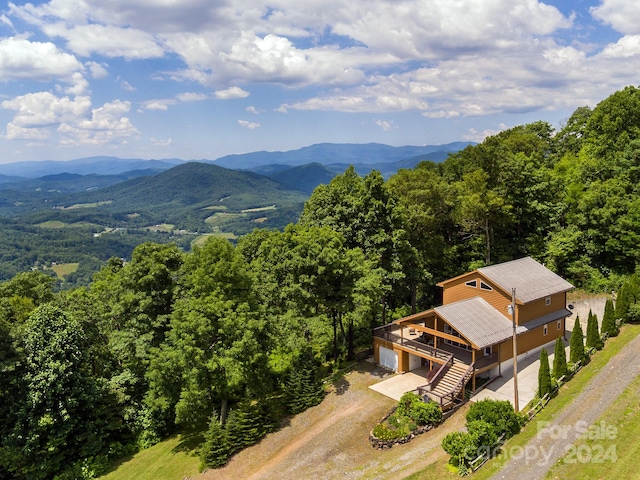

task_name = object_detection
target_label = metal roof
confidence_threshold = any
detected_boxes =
[435,297,525,349]
[478,257,574,304]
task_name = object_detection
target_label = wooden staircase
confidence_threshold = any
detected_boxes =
[418,359,474,409]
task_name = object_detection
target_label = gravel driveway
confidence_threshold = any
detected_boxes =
[491,327,640,480]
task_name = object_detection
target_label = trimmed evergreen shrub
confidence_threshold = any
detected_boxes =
[552,336,568,380]
[538,348,552,398]
[586,309,603,350]
[569,316,585,363]
[601,297,618,337]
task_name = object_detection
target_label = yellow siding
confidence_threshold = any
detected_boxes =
[441,274,512,320]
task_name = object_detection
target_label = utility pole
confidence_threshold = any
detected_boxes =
[510,287,519,412]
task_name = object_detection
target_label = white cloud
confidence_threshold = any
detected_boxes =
[238,119,260,129]
[214,86,249,99]
[120,80,136,92]
[0,37,82,81]
[143,101,170,111]
[175,92,210,102]
[591,0,640,35]
[246,106,260,114]
[463,124,508,142]
[151,137,173,146]
[2,91,137,145]
[86,61,108,79]
[375,119,395,131]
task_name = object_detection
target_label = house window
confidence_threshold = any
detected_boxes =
[465,279,477,288]
[443,324,471,351]
[543,324,548,336]
[484,346,492,356]
[557,320,562,330]
[545,296,552,306]
[480,281,493,291]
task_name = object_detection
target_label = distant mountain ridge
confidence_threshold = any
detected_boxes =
[0,143,471,179]
[213,142,471,169]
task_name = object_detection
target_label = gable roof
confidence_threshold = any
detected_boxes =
[477,257,574,304]
[435,297,525,349]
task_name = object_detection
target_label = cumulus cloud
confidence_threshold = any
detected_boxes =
[246,106,260,114]
[86,61,108,78]
[238,119,260,129]
[214,86,249,99]
[1,91,137,145]
[3,0,640,139]
[0,37,82,81]
[591,0,640,35]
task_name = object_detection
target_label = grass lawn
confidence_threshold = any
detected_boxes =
[192,231,237,247]
[50,263,79,278]
[546,360,640,478]
[99,434,200,480]
[146,223,175,232]
[404,323,640,480]
[37,220,67,228]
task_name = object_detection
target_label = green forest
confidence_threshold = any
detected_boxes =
[3,86,640,479]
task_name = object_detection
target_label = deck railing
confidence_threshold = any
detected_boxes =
[373,326,453,363]
[474,351,499,370]
[422,354,454,391]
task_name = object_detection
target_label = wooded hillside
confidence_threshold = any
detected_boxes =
[3,86,640,479]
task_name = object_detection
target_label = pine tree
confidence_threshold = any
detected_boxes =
[552,336,568,380]
[569,316,585,364]
[285,356,325,415]
[538,348,552,398]
[199,414,231,470]
[586,309,603,350]
[601,298,618,337]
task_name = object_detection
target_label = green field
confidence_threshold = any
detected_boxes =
[56,200,113,210]
[193,231,237,246]
[146,223,175,232]
[99,434,200,480]
[241,205,276,213]
[37,220,67,228]
[50,263,80,279]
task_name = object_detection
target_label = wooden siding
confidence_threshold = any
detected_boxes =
[518,292,567,324]
[494,319,565,362]
[441,273,513,321]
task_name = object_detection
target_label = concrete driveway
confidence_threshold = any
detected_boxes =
[368,366,430,401]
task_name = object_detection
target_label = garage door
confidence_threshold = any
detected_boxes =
[379,346,398,371]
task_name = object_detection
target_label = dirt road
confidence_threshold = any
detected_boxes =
[200,362,465,480]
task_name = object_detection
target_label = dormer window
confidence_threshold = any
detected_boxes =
[465,280,477,288]
[480,281,493,291]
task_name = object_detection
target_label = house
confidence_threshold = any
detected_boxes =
[373,257,574,408]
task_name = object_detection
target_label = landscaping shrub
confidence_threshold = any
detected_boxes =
[569,316,585,363]
[410,401,443,426]
[601,297,618,337]
[538,347,552,398]
[586,310,603,350]
[465,399,522,439]
[627,303,640,323]
[441,431,477,468]
[552,336,568,380]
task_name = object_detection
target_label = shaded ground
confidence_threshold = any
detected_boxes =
[199,362,466,480]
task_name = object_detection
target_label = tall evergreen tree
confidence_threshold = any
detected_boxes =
[569,316,585,364]
[552,336,568,380]
[585,309,603,350]
[601,297,618,337]
[538,348,552,398]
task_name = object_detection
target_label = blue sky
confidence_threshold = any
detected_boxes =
[0,0,637,164]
